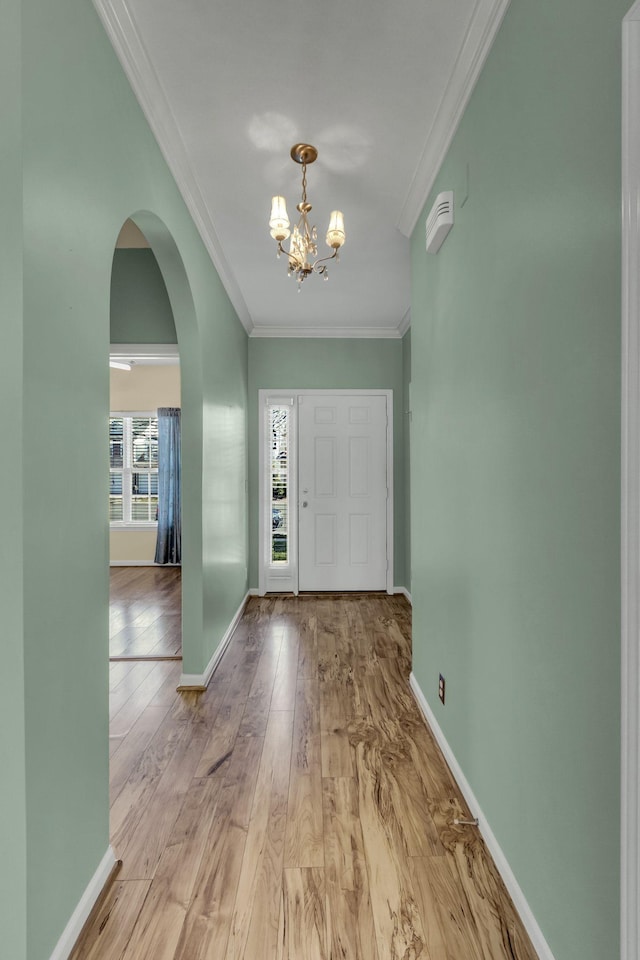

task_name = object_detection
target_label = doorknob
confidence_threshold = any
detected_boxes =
[301,501,308,508]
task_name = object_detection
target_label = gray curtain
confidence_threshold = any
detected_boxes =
[154,407,181,564]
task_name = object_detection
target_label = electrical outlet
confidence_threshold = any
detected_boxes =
[438,674,446,704]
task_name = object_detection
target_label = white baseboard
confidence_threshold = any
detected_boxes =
[409,673,556,960]
[247,587,260,596]
[178,592,249,688]
[393,586,412,603]
[48,846,117,960]
[109,561,181,567]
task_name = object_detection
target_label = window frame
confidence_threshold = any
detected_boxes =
[259,394,297,595]
[109,410,159,529]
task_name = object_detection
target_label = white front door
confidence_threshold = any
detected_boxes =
[297,394,388,591]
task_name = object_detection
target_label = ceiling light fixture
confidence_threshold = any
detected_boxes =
[269,143,346,288]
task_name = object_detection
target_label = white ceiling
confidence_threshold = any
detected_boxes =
[94,0,509,337]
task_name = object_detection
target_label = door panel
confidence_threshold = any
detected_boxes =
[349,514,369,565]
[314,437,337,496]
[314,513,337,565]
[298,394,388,591]
[349,436,370,496]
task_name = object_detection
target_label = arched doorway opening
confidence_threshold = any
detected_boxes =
[106,211,201,845]
[108,217,182,666]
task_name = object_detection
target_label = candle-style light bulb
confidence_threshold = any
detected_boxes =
[269,196,290,241]
[325,210,346,249]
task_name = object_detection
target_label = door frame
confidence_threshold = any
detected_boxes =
[258,389,394,596]
[621,6,640,958]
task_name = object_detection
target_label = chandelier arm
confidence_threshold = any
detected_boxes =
[311,249,339,272]
[278,241,305,268]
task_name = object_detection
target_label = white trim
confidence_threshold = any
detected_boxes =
[249,325,405,340]
[385,392,394,595]
[397,309,411,337]
[393,586,412,604]
[396,0,511,237]
[110,522,158,531]
[109,561,180,567]
[178,591,249,688]
[109,408,156,417]
[48,846,117,960]
[409,674,556,960]
[92,0,253,333]
[247,588,260,596]
[621,7,640,959]
[110,343,179,365]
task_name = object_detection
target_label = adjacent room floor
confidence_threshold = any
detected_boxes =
[109,566,182,660]
[81,582,539,959]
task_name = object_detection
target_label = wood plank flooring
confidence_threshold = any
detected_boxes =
[109,567,181,660]
[77,592,539,960]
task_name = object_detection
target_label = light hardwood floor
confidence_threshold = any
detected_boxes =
[79,589,538,960]
[109,567,181,660]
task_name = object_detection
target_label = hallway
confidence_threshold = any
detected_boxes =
[79,593,538,959]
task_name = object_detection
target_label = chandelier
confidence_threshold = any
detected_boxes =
[269,143,346,287]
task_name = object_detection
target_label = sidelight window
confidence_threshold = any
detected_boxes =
[260,393,297,595]
[269,406,289,563]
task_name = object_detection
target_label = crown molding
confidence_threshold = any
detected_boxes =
[397,308,411,337]
[249,325,404,340]
[95,0,509,327]
[92,0,254,334]
[396,0,511,237]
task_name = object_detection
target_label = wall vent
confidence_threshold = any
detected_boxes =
[425,191,454,254]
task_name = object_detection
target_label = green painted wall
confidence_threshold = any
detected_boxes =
[0,4,26,958]
[402,329,411,596]
[110,248,177,343]
[248,337,406,588]
[17,1,248,957]
[410,1,623,958]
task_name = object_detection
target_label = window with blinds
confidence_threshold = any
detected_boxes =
[109,415,159,524]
